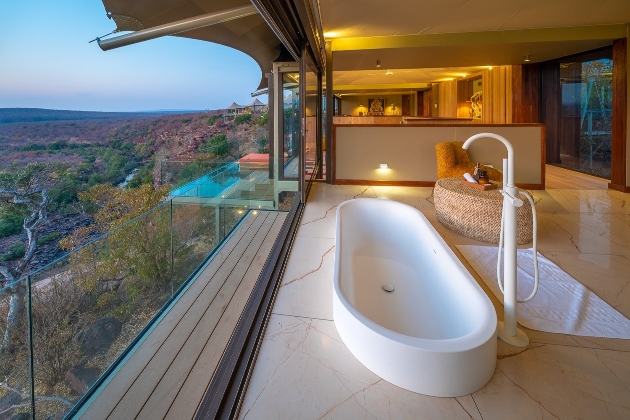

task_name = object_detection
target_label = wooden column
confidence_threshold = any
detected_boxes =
[401,95,411,116]
[541,62,561,163]
[422,89,433,117]
[325,41,333,183]
[512,64,541,123]
[610,38,628,191]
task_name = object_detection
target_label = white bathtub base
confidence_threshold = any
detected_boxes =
[334,295,497,397]
[333,199,497,397]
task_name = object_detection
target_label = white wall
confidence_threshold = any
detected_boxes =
[334,125,544,186]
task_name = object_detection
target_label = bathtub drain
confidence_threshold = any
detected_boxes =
[382,284,394,293]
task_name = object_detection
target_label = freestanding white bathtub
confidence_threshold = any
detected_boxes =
[333,198,497,397]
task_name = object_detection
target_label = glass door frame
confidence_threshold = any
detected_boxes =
[271,62,300,211]
[300,45,323,193]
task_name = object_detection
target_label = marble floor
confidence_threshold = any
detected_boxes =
[239,183,630,419]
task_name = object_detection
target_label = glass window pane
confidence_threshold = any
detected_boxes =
[557,58,612,178]
[281,73,300,179]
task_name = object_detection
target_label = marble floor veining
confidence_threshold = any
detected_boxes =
[240,183,630,419]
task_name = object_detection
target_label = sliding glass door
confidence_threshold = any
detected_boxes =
[544,48,613,178]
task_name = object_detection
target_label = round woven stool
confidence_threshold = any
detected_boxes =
[433,178,533,244]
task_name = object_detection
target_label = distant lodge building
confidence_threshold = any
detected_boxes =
[224,99,267,119]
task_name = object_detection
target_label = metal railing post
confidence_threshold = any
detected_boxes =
[170,199,174,296]
[27,275,36,418]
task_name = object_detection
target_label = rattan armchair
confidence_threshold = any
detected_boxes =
[435,141,503,182]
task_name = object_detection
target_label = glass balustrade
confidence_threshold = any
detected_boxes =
[0,156,298,418]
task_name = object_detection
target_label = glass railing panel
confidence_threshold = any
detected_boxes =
[29,253,90,418]
[160,160,228,189]
[171,201,218,289]
[28,202,172,418]
[218,205,251,243]
[168,162,241,199]
[0,277,33,419]
[0,151,302,418]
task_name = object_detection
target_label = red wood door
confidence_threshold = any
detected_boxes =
[401,95,411,116]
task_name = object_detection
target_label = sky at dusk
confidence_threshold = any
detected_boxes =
[0,1,264,112]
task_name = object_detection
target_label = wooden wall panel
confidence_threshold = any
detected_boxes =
[505,66,512,123]
[438,80,457,117]
[541,62,562,163]
[481,66,511,124]
[611,37,628,189]
[420,89,433,117]
[402,95,411,116]
[512,64,541,123]
[431,84,440,117]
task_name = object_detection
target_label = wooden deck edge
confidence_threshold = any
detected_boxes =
[194,197,304,420]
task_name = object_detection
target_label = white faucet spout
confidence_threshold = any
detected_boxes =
[462,133,515,188]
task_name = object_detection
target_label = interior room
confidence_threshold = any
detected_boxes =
[7,1,628,419]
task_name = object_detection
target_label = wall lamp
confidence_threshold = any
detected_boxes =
[380,163,389,169]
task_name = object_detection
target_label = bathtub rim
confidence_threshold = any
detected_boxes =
[334,198,497,353]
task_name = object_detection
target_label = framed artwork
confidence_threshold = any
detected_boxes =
[368,98,385,115]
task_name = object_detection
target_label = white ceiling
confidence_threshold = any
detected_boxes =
[319,0,630,38]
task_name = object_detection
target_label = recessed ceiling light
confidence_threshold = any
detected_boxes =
[385,70,393,75]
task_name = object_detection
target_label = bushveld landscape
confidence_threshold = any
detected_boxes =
[0,107,268,274]
[0,107,268,418]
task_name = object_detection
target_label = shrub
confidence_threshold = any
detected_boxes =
[37,232,60,246]
[256,137,269,154]
[0,215,23,238]
[200,133,230,157]
[0,241,25,261]
[257,111,269,127]
[207,114,223,125]
[234,113,251,125]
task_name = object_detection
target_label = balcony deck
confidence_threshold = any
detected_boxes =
[79,210,286,419]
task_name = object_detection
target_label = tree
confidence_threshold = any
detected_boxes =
[0,163,67,354]
[200,133,231,157]
[60,183,172,307]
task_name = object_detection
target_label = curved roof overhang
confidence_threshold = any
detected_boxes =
[101,0,282,90]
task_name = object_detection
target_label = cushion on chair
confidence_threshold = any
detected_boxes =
[435,141,503,182]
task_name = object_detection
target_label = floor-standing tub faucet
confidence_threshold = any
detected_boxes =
[463,133,538,348]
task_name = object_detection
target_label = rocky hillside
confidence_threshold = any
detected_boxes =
[0,108,269,278]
